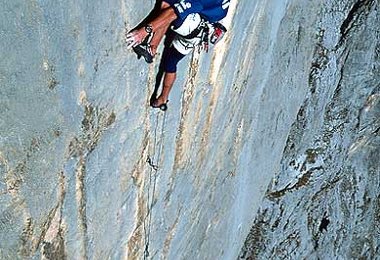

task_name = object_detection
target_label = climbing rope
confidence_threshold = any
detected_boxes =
[143,110,167,260]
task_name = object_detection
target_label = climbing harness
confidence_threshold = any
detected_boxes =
[173,19,226,54]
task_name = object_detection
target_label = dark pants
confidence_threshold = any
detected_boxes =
[160,43,186,73]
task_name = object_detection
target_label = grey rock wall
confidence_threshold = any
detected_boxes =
[240,0,380,259]
[0,0,378,260]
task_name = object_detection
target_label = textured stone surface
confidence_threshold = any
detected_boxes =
[0,0,378,259]
[240,0,380,259]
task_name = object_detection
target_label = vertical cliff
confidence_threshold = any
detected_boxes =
[0,0,378,259]
[240,0,380,259]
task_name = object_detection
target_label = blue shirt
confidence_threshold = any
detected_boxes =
[166,0,230,25]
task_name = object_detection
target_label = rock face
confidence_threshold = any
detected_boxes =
[240,0,380,259]
[0,1,378,260]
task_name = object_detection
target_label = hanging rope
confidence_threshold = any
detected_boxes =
[143,111,167,260]
[146,156,158,171]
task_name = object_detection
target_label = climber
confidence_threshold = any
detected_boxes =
[126,0,230,111]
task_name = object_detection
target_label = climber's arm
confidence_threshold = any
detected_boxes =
[126,6,177,48]
[149,5,178,31]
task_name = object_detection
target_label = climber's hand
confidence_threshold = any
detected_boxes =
[126,29,147,49]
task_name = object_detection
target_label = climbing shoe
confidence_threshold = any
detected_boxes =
[133,44,154,63]
[150,99,168,111]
